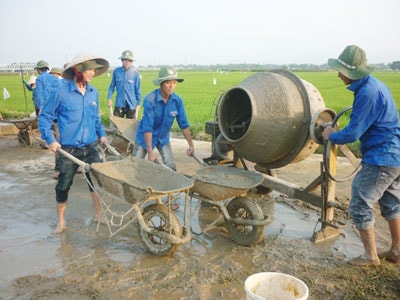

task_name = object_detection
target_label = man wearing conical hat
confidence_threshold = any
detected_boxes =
[39,52,109,234]
[323,45,400,266]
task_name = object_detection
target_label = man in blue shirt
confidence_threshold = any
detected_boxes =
[39,52,109,234]
[132,67,194,171]
[34,60,62,111]
[323,45,400,266]
[107,50,142,119]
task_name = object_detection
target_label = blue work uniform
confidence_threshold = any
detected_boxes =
[329,74,400,230]
[107,66,142,110]
[36,72,63,109]
[39,79,106,203]
[329,75,400,167]
[135,89,190,151]
[39,80,106,147]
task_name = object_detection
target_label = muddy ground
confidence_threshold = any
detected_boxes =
[0,134,399,300]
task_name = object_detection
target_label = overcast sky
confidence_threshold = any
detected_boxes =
[1,0,399,68]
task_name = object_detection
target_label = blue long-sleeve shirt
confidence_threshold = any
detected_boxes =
[135,89,190,150]
[329,75,400,167]
[39,80,106,148]
[36,72,63,109]
[107,66,142,109]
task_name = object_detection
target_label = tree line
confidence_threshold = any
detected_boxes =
[140,61,400,72]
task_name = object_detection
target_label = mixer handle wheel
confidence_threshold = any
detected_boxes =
[309,108,337,145]
[323,106,361,182]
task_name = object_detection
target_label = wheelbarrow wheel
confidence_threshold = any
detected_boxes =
[138,204,182,256]
[226,197,265,246]
[18,130,31,146]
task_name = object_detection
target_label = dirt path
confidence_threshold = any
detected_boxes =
[0,135,399,300]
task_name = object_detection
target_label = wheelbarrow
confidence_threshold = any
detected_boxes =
[104,116,138,157]
[58,145,194,256]
[1,117,40,146]
[189,163,269,246]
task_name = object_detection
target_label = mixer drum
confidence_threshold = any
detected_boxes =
[217,69,326,169]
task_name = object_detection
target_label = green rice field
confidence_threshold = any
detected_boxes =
[1,70,399,137]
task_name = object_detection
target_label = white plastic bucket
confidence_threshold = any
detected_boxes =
[244,272,309,300]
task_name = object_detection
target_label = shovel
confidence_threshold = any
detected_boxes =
[154,158,171,169]
[191,153,208,167]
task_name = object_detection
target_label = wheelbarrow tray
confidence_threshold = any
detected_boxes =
[107,116,138,154]
[0,117,39,146]
[191,165,264,201]
[2,117,37,130]
[109,116,137,144]
[90,157,194,204]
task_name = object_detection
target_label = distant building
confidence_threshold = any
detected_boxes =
[0,63,36,74]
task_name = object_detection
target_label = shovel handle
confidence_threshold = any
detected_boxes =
[192,153,207,167]
[154,159,172,170]
[103,142,123,159]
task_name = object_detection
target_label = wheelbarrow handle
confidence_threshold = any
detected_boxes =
[58,142,123,171]
[57,148,89,170]
[103,142,123,159]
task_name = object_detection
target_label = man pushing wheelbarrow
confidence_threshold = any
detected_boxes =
[39,52,109,234]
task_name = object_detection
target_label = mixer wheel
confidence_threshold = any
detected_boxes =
[309,108,336,145]
[324,106,361,182]
[226,197,265,246]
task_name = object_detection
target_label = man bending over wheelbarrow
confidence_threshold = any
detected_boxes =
[39,52,109,234]
[132,67,195,209]
[132,67,195,170]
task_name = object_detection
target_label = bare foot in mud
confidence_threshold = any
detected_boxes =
[53,224,67,234]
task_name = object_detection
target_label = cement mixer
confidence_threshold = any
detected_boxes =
[207,69,331,167]
[204,69,357,242]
